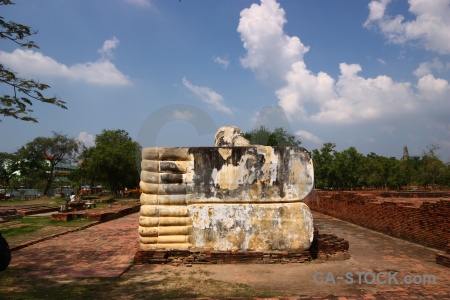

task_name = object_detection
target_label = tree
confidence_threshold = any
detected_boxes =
[0,151,17,190]
[420,144,445,190]
[16,132,79,195]
[333,147,364,190]
[244,126,301,146]
[67,145,98,192]
[312,142,336,189]
[0,0,66,122]
[87,129,140,193]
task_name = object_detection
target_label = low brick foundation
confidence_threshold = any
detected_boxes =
[134,229,350,265]
[304,190,450,268]
[436,243,450,268]
[305,191,450,251]
[52,201,140,222]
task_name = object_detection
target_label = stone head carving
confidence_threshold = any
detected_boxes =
[214,126,250,147]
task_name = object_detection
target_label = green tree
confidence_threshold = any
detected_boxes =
[333,147,364,190]
[311,142,336,189]
[87,129,140,193]
[420,144,445,190]
[67,145,98,192]
[362,153,400,190]
[16,132,79,195]
[0,151,17,190]
[244,126,301,146]
[0,0,66,122]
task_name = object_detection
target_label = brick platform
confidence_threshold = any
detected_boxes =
[134,229,350,264]
[51,201,140,222]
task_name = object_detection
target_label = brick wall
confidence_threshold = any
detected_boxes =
[304,191,450,251]
[436,243,450,268]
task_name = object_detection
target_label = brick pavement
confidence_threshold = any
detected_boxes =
[8,212,140,279]
[7,211,450,299]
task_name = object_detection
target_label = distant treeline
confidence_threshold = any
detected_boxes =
[311,143,449,190]
[245,126,449,191]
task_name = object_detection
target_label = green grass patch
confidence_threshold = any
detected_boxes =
[1,225,39,238]
[0,216,95,242]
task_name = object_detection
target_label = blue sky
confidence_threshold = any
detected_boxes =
[1,0,450,161]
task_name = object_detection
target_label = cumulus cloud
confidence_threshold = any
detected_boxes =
[238,0,309,84]
[237,0,450,125]
[0,38,131,86]
[417,74,450,102]
[77,132,95,148]
[213,55,230,69]
[364,0,450,55]
[182,77,233,115]
[414,58,446,77]
[295,130,322,144]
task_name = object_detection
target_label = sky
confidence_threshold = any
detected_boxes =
[1,0,450,161]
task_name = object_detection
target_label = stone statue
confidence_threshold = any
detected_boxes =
[138,126,314,252]
[214,126,250,147]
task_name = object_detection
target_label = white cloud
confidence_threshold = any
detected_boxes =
[170,110,195,121]
[125,0,153,8]
[377,58,387,65]
[238,0,309,84]
[213,55,230,69]
[0,38,131,86]
[414,58,445,77]
[417,74,450,101]
[365,0,390,24]
[98,36,119,60]
[295,129,322,144]
[77,132,95,148]
[238,0,450,125]
[364,0,450,55]
[182,77,233,115]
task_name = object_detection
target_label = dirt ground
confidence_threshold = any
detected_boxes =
[2,209,449,299]
[121,212,450,298]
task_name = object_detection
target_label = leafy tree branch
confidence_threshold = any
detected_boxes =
[0,0,67,122]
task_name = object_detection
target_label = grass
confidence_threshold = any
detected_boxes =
[0,197,138,248]
[0,197,66,207]
[0,216,95,248]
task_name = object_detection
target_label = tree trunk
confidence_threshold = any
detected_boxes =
[43,182,51,196]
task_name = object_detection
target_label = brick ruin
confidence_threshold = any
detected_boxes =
[304,190,450,267]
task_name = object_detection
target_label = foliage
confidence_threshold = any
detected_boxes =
[67,145,96,191]
[244,126,301,146]
[420,144,446,189]
[0,151,16,189]
[79,129,140,193]
[312,142,450,190]
[14,132,79,195]
[0,0,67,122]
[311,143,336,189]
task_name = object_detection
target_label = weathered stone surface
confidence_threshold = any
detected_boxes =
[214,126,250,147]
[187,146,313,203]
[190,202,313,251]
[138,146,314,252]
